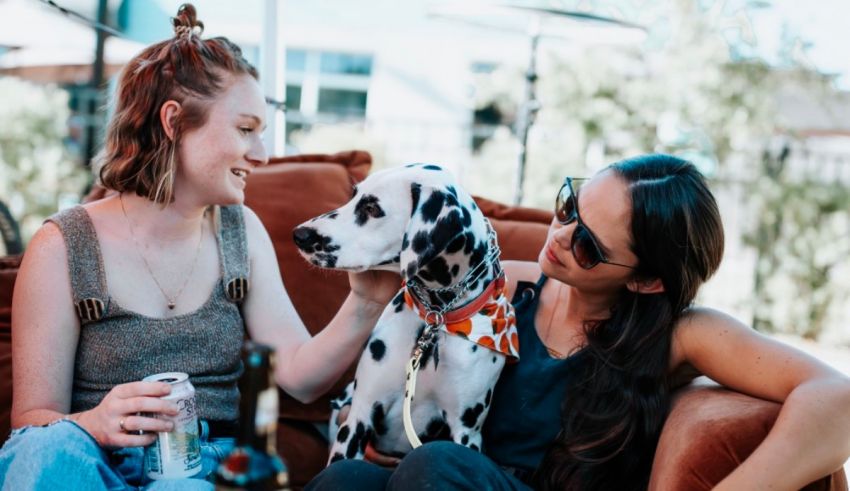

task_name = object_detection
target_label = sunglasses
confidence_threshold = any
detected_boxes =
[554,177,637,270]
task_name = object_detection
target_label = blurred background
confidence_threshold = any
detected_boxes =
[1,0,848,366]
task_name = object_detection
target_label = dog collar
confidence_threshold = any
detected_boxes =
[403,274,520,360]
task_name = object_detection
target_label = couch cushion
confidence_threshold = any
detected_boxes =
[649,377,847,490]
[0,255,22,440]
[244,151,372,422]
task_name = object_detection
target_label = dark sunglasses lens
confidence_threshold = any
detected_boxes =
[572,225,603,269]
[556,186,576,224]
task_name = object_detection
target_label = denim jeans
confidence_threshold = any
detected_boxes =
[0,419,234,490]
[306,441,532,491]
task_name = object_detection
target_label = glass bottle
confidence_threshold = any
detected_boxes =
[215,341,289,490]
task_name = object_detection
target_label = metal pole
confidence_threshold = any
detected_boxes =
[84,0,108,167]
[262,0,287,156]
[513,22,541,206]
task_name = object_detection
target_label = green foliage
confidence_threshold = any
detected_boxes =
[0,77,90,243]
[469,0,849,340]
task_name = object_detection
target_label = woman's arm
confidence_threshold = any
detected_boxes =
[11,223,182,447]
[240,207,398,404]
[11,223,80,428]
[672,307,850,490]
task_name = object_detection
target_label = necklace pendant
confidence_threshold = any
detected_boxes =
[168,302,176,310]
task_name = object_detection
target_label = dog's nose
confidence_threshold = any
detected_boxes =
[293,226,322,251]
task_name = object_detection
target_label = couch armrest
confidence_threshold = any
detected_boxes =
[649,377,848,491]
[0,255,22,441]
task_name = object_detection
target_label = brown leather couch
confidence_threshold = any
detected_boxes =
[0,151,846,490]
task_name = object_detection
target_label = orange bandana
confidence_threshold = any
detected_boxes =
[403,275,520,361]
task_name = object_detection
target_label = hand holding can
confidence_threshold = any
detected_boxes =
[142,372,203,480]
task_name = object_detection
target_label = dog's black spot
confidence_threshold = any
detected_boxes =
[402,233,409,250]
[372,403,388,436]
[360,428,373,453]
[470,443,480,452]
[369,339,386,361]
[469,241,487,269]
[391,291,405,313]
[445,193,459,209]
[345,422,367,458]
[425,257,452,286]
[355,194,386,226]
[463,232,476,254]
[421,418,452,442]
[462,403,485,428]
[419,269,435,283]
[446,234,465,254]
[471,201,478,210]
[471,344,478,352]
[351,185,358,198]
[412,231,430,254]
[423,164,443,171]
[337,425,350,443]
[421,191,446,223]
[492,356,497,363]
[330,452,345,463]
[353,378,357,391]
[485,389,492,407]
[461,434,469,445]
[451,264,460,277]
[410,183,422,217]
[320,210,339,220]
[442,410,447,419]
[446,185,458,198]
[431,210,463,249]
[461,207,472,227]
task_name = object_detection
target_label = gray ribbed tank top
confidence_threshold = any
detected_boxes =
[48,205,249,421]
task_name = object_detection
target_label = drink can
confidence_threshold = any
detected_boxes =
[142,372,202,480]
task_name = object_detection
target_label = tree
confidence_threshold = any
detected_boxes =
[0,77,89,243]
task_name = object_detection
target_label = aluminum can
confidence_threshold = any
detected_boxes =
[142,372,202,480]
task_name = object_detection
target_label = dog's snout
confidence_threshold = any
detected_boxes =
[293,226,322,251]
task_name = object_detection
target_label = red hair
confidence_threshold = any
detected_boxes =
[97,3,258,204]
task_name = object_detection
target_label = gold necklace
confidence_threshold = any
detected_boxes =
[119,193,204,311]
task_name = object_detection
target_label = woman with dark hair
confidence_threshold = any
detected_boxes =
[0,4,395,489]
[309,154,850,490]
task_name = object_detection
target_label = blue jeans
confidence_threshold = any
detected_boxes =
[306,441,531,491]
[0,419,234,490]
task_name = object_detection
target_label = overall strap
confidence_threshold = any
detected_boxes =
[46,206,109,324]
[218,205,250,303]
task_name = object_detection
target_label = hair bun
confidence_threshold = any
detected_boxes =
[171,3,204,38]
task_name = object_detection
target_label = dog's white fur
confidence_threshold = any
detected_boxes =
[293,164,509,462]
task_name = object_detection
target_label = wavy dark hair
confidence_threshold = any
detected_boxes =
[534,154,725,490]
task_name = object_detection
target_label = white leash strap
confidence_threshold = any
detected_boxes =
[403,352,423,449]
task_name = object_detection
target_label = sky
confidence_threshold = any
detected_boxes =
[744,0,850,88]
[44,0,850,90]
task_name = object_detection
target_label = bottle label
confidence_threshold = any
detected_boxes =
[255,387,278,434]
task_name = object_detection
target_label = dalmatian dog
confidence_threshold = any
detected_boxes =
[292,164,519,463]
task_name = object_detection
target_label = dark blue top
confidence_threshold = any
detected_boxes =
[482,274,585,474]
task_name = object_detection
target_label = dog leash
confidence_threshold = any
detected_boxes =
[402,222,508,448]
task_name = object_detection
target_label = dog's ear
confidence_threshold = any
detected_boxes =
[400,184,472,285]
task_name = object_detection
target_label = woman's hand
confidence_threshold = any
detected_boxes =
[348,270,401,308]
[75,381,179,448]
[336,404,401,468]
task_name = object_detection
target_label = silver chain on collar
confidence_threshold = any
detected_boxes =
[406,219,502,330]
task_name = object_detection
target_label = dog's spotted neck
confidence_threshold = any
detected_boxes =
[405,223,501,315]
